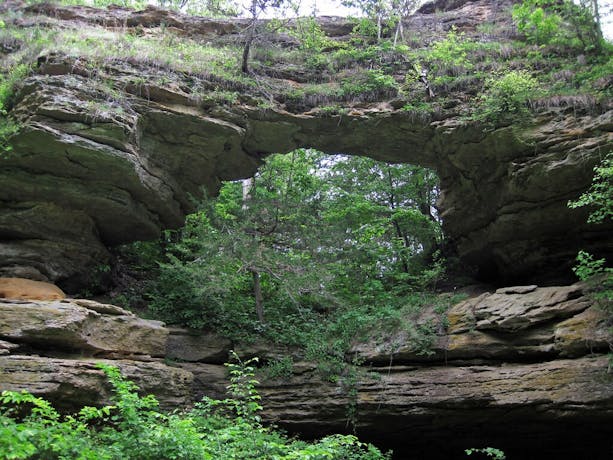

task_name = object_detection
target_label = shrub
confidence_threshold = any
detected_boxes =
[341,69,399,99]
[429,28,473,72]
[568,152,612,224]
[0,63,30,153]
[466,447,506,459]
[0,361,391,459]
[512,1,561,45]
[568,153,612,316]
[473,70,540,125]
[291,16,339,53]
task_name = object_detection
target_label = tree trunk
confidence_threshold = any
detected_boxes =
[252,270,264,323]
[386,167,410,274]
[394,19,403,45]
[242,177,254,210]
[242,0,257,74]
[242,29,253,74]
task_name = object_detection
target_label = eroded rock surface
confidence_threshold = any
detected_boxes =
[0,284,611,458]
[0,298,167,357]
[0,277,66,300]
[0,0,611,289]
[0,355,193,411]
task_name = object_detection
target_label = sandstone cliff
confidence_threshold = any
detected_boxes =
[0,0,610,289]
[1,283,611,459]
[1,1,612,458]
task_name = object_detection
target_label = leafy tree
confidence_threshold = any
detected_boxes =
[512,0,561,45]
[512,0,605,52]
[241,0,294,73]
[157,0,239,16]
[149,150,336,331]
[146,150,442,339]
[473,70,540,126]
[342,0,419,43]
[321,155,441,286]
[390,0,420,45]
[342,0,391,41]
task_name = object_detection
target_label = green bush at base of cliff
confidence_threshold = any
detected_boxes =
[0,360,391,460]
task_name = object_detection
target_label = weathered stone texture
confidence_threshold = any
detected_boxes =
[0,283,611,458]
[0,277,66,300]
[0,355,193,411]
[166,327,232,363]
[0,0,611,288]
[0,298,167,357]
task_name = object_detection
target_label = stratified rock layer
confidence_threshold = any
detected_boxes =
[0,284,611,458]
[0,355,193,411]
[0,0,611,288]
[260,284,613,459]
[0,298,167,357]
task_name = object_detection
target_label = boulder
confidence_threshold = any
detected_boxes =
[166,327,231,363]
[0,355,193,411]
[447,284,589,333]
[0,277,66,300]
[353,284,609,364]
[0,298,167,357]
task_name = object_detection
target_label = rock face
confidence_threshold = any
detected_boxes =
[168,284,613,459]
[0,284,611,458]
[0,297,192,410]
[0,0,611,289]
[0,277,66,300]
[0,355,193,411]
[0,298,167,357]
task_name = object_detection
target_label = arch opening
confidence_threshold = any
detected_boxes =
[110,148,450,339]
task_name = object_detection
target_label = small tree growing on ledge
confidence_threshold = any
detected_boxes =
[241,0,292,73]
[567,152,612,334]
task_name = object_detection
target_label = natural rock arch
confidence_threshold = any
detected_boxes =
[0,0,611,289]
[2,76,610,289]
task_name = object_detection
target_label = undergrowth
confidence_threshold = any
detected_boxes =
[1,0,611,119]
[0,359,390,459]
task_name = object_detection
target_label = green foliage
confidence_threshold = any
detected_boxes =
[1,363,389,459]
[351,17,379,42]
[341,69,399,99]
[0,20,248,94]
[567,153,612,333]
[158,0,239,17]
[131,151,444,389]
[429,28,473,72]
[572,250,611,282]
[262,356,294,381]
[512,0,604,52]
[512,1,561,45]
[27,0,239,16]
[568,152,613,224]
[466,447,506,459]
[227,355,261,418]
[26,0,148,7]
[290,17,338,53]
[473,70,539,126]
[401,100,434,114]
[0,63,30,153]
